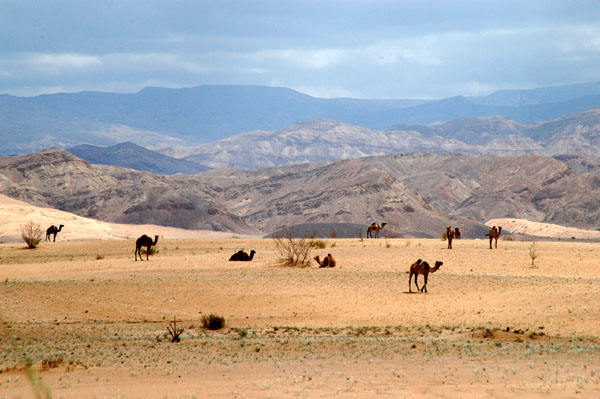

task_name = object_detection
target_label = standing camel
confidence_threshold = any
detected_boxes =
[134,235,159,261]
[46,224,64,242]
[229,249,256,261]
[455,227,461,239]
[408,259,444,293]
[485,226,502,249]
[367,222,387,239]
[314,253,336,268]
[445,226,455,249]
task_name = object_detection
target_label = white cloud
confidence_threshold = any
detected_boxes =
[253,48,346,69]
[31,53,102,69]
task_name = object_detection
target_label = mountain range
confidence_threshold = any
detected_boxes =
[161,108,600,170]
[3,81,600,155]
[2,148,600,238]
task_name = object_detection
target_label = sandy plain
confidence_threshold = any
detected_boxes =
[1,234,599,398]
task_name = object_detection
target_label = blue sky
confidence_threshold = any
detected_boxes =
[1,0,600,99]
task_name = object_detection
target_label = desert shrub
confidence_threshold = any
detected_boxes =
[313,239,326,249]
[21,221,43,249]
[441,232,448,240]
[273,234,316,267]
[529,241,539,268]
[503,235,514,241]
[96,254,104,260]
[201,314,225,330]
[41,354,64,370]
[331,232,337,239]
[167,317,185,342]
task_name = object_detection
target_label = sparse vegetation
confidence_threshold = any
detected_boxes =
[167,317,185,342]
[201,314,225,330]
[529,241,539,268]
[20,221,43,249]
[273,234,316,267]
[313,239,326,249]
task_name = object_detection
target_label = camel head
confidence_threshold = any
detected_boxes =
[381,223,387,228]
[153,235,159,245]
[497,226,502,235]
[433,261,444,272]
[58,224,64,231]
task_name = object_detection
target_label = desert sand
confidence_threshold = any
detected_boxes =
[1,234,599,398]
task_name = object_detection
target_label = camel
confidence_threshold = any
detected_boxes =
[45,224,64,242]
[445,226,455,249]
[485,226,502,249]
[455,227,461,239]
[229,249,256,261]
[134,234,159,261]
[367,222,387,239]
[408,259,444,293]
[314,253,336,268]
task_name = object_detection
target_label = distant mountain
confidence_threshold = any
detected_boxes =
[163,108,600,170]
[68,142,210,175]
[3,148,600,237]
[3,82,600,155]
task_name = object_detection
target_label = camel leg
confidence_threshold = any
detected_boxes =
[414,274,420,292]
[146,245,150,260]
[494,237,498,249]
[409,272,413,293]
[489,237,493,249]
[421,273,428,293]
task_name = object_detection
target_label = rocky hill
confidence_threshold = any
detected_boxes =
[165,108,600,170]
[1,148,600,238]
[68,142,210,175]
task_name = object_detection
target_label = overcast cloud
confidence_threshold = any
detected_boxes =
[1,0,600,99]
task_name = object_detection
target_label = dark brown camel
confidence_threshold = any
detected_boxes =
[45,224,64,242]
[446,226,455,249]
[485,226,502,249]
[367,222,387,239]
[455,227,461,239]
[229,249,256,261]
[408,259,444,293]
[314,253,336,268]
[134,234,159,261]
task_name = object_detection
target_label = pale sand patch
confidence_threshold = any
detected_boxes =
[487,218,600,240]
[0,194,255,242]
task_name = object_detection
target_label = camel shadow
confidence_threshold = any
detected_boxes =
[402,291,423,295]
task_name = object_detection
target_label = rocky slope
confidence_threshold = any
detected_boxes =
[1,149,600,237]
[165,108,600,170]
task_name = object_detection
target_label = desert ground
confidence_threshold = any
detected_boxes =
[1,233,599,398]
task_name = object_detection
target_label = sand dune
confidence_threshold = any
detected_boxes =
[486,218,600,239]
[0,194,250,242]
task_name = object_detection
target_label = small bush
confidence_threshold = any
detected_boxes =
[503,235,514,241]
[21,221,43,249]
[201,314,225,330]
[96,254,104,260]
[313,239,326,249]
[273,234,316,267]
[41,355,64,370]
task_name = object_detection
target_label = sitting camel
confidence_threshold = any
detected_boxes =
[45,224,64,242]
[485,226,502,249]
[314,253,336,268]
[367,222,387,239]
[445,226,455,249]
[134,234,159,261]
[229,249,256,261]
[408,259,444,293]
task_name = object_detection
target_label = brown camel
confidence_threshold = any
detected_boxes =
[45,224,64,242]
[134,234,159,261]
[455,227,461,239]
[314,253,336,268]
[485,226,502,249]
[408,259,444,293]
[367,222,387,239]
[229,249,256,261]
[445,226,455,249]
